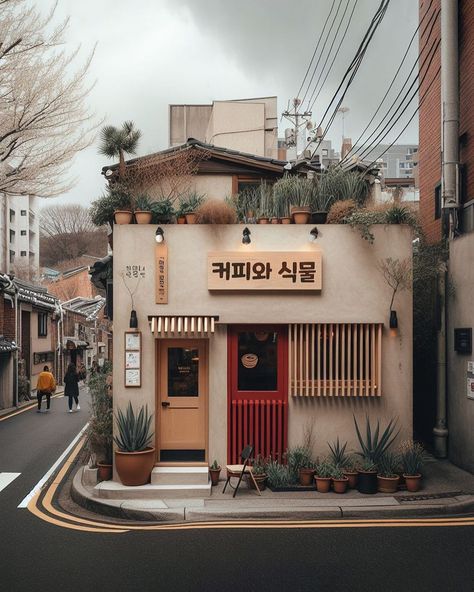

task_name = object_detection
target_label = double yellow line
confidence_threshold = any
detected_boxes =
[27,439,474,534]
[0,393,63,422]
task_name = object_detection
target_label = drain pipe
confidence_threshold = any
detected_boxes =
[434,0,459,457]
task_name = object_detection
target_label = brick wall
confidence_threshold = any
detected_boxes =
[418,0,442,244]
[2,296,15,341]
[459,0,474,205]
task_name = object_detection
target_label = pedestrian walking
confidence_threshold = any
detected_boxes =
[36,365,56,413]
[64,363,80,413]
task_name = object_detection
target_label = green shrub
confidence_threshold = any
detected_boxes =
[399,440,425,475]
[150,198,175,223]
[90,185,133,227]
[353,415,399,466]
[266,459,291,487]
[315,458,333,478]
[287,446,314,483]
[114,402,154,452]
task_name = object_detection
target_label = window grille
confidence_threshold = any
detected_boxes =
[289,323,383,397]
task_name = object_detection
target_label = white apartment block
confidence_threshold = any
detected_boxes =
[0,194,40,280]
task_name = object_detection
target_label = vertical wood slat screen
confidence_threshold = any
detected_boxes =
[289,323,383,397]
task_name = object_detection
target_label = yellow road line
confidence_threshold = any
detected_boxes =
[0,393,63,422]
[29,436,474,534]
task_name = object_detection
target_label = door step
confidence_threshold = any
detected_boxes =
[151,466,209,486]
[94,481,211,499]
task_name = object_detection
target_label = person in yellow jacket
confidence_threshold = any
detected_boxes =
[36,365,56,413]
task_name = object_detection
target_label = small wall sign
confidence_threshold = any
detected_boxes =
[124,331,141,388]
[468,361,474,400]
[454,328,472,354]
[208,251,322,291]
[155,244,168,304]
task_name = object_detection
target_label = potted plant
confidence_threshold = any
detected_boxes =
[179,191,206,224]
[314,458,332,493]
[133,194,154,224]
[310,192,332,224]
[249,454,267,491]
[287,176,312,223]
[331,464,349,494]
[328,437,349,468]
[86,369,113,481]
[195,199,237,224]
[114,402,155,486]
[257,181,273,224]
[287,445,314,486]
[209,459,221,486]
[90,185,134,228]
[176,201,187,224]
[353,415,399,494]
[151,198,176,224]
[342,454,359,489]
[377,452,400,493]
[399,440,425,492]
[273,179,291,224]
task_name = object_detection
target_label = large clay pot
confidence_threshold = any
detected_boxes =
[115,448,155,486]
[292,210,311,224]
[357,470,378,494]
[299,468,315,486]
[315,476,331,493]
[177,216,186,224]
[404,473,422,492]
[97,462,112,482]
[343,470,358,489]
[377,475,399,493]
[114,210,133,224]
[134,210,152,224]
[209,467,221,486]
[185,212,197,224]
[332,477,349,494]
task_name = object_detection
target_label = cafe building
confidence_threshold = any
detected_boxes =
[112,214,413,493]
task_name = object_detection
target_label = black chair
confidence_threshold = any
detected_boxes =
[222,445,262,497]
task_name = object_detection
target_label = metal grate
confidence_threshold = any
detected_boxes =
[397,491,464,502]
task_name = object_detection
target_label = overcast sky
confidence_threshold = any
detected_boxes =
[41,0,419,208]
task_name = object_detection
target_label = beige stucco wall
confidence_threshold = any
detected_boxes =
[193,175,233,200]
[113,224,413,464]
[447,233,474,472]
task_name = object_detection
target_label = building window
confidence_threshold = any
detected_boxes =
[9,250,15,264]
[21,230,27,236]
[9,229,15,243]
[322,148,329,156]
[38,312,48,337]
[20,210,27,216]
[20,251,26,256]
[289,323,383,397]
[434,183,441,220]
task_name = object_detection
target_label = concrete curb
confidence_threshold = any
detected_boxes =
[70,468,474,523]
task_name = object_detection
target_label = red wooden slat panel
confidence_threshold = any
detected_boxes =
[243,399,248,448]
[271,400,277,457]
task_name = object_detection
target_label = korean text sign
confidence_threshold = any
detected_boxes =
[207,251,322,291]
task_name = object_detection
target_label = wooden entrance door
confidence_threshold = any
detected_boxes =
[157,339,208,463]
[227,326,288,463]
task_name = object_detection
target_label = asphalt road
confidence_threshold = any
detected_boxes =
[0,389,473,592]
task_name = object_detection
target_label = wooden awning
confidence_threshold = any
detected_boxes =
[148,315,219,338]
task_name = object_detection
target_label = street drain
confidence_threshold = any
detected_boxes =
[396,491,464,502]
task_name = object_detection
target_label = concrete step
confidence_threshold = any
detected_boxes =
[94,480,211,499]
[151,466,209,486]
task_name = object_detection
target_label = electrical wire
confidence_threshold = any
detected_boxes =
[295,0,337,102]
[339,1,438,165]
[306,0,359,113]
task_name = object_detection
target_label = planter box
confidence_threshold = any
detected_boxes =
[267,484,316,492]
[82,466,98,487]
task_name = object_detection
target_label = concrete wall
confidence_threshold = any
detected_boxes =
[447,233,474,472]
[113,224,413,464]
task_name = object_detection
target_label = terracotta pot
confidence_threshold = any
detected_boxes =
[311,211,328,224]
[290,205,311,215]
[248,473,267,491]
[403,473,422,492]
[209,467,221,486]
[114,210,133,225]
[377,475,399,493]
[185,212,197,224]
[270,217,280,224]
[97,462,112,482]
[343,470,358,489]
[280,217,292,224]
[134,210,152,224]
[315,476,331,493]
[258,217,269,224]
[177,216,186,224]
[332,476,349,494]
[292,211,311,224]
[299,468,315,486]
[115,447,155,486]
[357,470,378,494]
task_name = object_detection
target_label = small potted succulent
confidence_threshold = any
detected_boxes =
[330,464,349,494]
[314,458,332,493]
[179,191,206,224]
[151,198,176,224]
[257,182,273,224]
[249,454,267,491]
[273,180,291,224]
[287,446,314,486]
[399,440,425,492]
[209,459,221,486]
[342,455,359,489]
[377,452,400,493]
[133,194,153,224]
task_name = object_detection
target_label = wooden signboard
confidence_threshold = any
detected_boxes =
[208,251,322,291]
[155,243,168,304]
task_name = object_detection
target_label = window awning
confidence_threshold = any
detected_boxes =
[63,338,90,350]
[148,316,219,338]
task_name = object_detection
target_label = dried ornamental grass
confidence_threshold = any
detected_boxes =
[326,199,357,223]
[195,198,237,224]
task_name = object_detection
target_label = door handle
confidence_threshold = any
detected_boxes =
[161,401,170,407]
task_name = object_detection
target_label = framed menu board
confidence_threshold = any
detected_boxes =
[124,331,141,387]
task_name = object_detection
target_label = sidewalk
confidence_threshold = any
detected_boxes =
[0,387,65,419]
[71,456,474,523]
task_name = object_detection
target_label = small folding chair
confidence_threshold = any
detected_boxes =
[222,445,262,497]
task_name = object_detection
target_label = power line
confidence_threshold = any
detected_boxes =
[339,0,438,165]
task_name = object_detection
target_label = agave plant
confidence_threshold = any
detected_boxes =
[378,451,400,478]
[327,437,349,467]
[353,415,399,466]
[315,457,333,478]
[114,402,154,452]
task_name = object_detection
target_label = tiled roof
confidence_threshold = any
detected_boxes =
[0,336,17,352]
[62,296,105,321]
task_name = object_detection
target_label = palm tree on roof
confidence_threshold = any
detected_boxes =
[99,121,141,180]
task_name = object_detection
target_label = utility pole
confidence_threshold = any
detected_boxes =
[282,98,312,157]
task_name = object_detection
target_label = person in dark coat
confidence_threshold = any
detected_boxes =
[64,363,80,413]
